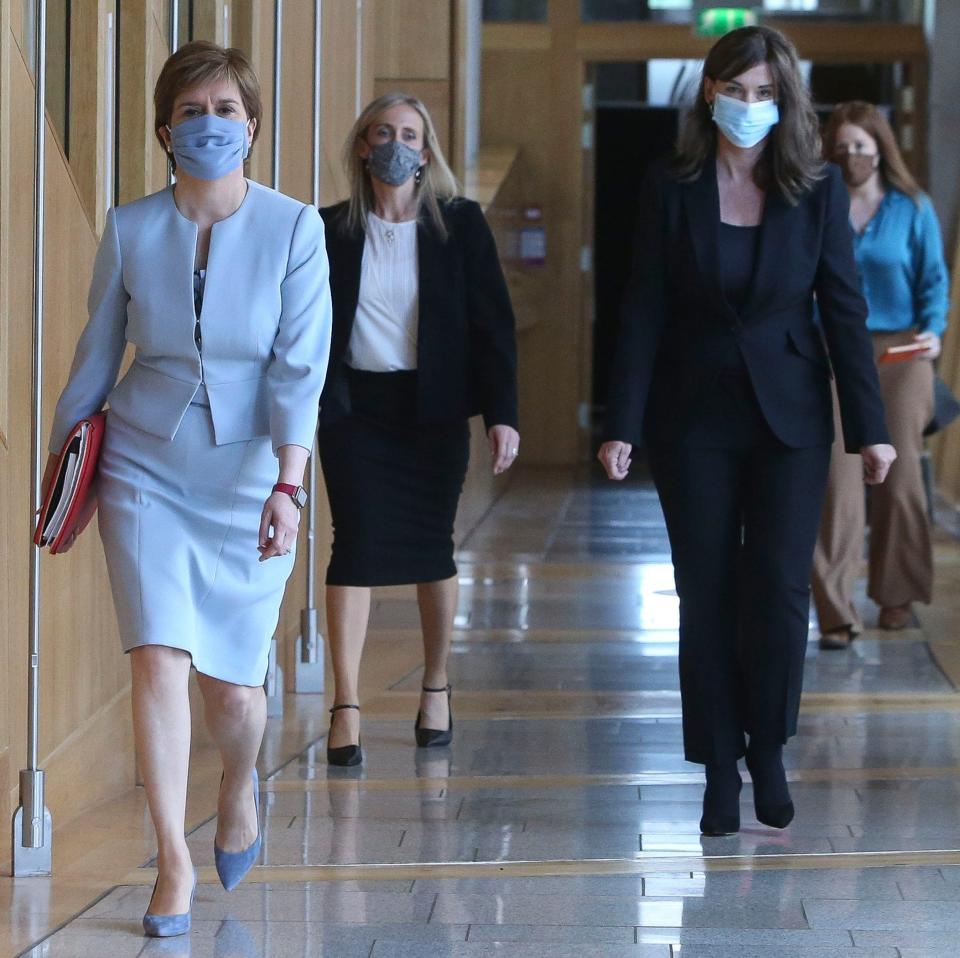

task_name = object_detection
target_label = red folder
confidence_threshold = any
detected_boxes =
[34,412,106,554]
[879,342,930,365]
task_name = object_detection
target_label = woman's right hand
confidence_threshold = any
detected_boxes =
[598,441,633,481]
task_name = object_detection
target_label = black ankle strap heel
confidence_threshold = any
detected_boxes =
[327,704,363,767]
[415,685,453,749]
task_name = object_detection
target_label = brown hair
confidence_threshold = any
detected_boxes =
[154,41,262,171]
[673,26,824,204]
[342,92,459,240]
[822,101,921,202]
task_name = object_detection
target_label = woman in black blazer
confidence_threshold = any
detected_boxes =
[319,92,519,766]
[599,27,896,835]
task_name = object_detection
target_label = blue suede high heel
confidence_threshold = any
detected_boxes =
[142,866,198,938]
[214,768,261,892]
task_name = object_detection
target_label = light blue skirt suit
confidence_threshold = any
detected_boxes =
[49,180,332,686]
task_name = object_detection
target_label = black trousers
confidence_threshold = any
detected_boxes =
[648,373,831,765]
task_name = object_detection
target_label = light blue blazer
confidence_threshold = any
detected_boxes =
[50,180,332,455]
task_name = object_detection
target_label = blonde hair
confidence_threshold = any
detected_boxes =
[342,92,459,239]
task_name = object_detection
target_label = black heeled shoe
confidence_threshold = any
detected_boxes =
[700,762,742,836]
[415,685,453,748]
[327,704,363,767]
[746,742,794,829]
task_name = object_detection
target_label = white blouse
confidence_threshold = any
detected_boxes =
[346,212,419,372]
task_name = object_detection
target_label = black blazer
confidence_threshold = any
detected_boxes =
[604,158,889,453]
[318,198,518,430]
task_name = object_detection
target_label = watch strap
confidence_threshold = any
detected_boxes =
[272,483,307,509]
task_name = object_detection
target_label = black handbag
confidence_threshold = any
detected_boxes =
[924,373,960,437]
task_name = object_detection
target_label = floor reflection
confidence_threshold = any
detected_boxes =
[20,470,960,957]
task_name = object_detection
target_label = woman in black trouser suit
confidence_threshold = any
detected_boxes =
[599,26,896,836]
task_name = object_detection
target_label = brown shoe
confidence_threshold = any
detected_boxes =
[878,605,913,631]
[819,627,854,650]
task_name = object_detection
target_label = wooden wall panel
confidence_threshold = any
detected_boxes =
[192,0,229,45]
[373,0,450,81]
[0,0,13,844]
[240,0,275,188]
[278,0,313,203]
[0,0,10,449]
[481,45,580,465]
[2,46,131,838]
[118,0,172,204]
[318,0,363,206]
[68,0,110,231]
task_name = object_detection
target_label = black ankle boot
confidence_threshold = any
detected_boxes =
[700,762,742,836]
[746,742,794,829]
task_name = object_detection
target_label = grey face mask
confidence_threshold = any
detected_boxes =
[367,140,423,186]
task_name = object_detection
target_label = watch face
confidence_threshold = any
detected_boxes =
[293,487,308,509]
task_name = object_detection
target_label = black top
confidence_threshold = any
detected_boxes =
[192,269,206,353]
[318,198,519,431]
[603,158,889,454]
[719,223,760,312]
[717,223,760,376]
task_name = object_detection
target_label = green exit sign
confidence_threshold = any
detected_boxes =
[697,8,759,36]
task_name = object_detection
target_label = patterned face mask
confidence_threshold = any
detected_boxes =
[367,140,423,187]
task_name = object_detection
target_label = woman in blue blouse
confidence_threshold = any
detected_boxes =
[813,101,948,648]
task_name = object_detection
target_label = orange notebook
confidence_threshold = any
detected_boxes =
[34,413,106,554]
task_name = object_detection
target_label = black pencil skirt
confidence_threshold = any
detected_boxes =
[319,368,470,587]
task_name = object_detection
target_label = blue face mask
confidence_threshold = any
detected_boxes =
[168,114,250,180]
[711,93,780,149]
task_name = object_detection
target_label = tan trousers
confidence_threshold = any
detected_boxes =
[811,331,934,633]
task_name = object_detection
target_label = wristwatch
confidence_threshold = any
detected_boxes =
[272,482,308,509]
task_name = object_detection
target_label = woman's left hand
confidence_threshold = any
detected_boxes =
[488,425,520,476]
[258,492,301,561]
[861,443,897,486]
[914,331,942,360]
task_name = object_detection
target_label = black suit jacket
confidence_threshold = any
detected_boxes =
[604,158,889,453]
[318,198,518,430]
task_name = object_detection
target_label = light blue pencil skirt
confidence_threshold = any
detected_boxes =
[96,401,295,686]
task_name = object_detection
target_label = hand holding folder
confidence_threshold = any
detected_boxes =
[34,413,106,554]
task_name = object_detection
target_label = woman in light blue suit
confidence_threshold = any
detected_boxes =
[44,42,331,936]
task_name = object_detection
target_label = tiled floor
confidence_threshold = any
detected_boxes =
[15,468,960,957]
